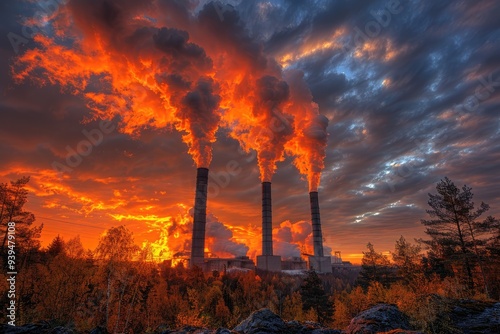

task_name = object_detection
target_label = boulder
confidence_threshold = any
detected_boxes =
[345,304,412,334]
[233,309,286,334]
[50,327,75,334]
[1,322,75,334]
[214,329,235,334]
[421,295,500,333]
[2,321,52,333]
[453,300,500,333]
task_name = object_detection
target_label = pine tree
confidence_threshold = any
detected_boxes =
[300,269,334,324]
[356,242,395,289]
[47,235,66,257]
[1,177,43,272]
[1,177,42,254]
[420,177,496,296]
[391,236,422,285]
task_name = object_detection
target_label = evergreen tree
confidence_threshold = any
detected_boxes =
[1,177,43,272]
[356,242,395,289]
[47,235,66,257]
[391,236,422,285]
[300,269,334,324]
[1,177,43,255]
[420,177,496,295]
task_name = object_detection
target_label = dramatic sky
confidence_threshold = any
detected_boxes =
[1,0,499,263]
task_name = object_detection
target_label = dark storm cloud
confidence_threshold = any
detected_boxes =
[197,1,269,71]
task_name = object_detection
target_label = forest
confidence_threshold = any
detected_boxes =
[0,177,499,333]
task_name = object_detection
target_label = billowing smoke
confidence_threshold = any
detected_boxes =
[226,75,294,182]
[285,69,329,191]
[12,0,312,179]
[206,212,249,257]
[273,220,332,259]
[173,76,221,168]
[13,2,220,168]
[253,76,294,182]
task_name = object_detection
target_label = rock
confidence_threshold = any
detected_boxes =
[1,323,77,334]
[284,319,342,334]
[50,327,74,334]
[153,324,170,334]
[345,304,412,334]
[233,310,341,334]
[454,300,500,333]
[169,326,211,334]
[422,295,500,333]
[89,326,108,334]
[233,309,286,334]
[215,329,234,334]
[2,321,51,333]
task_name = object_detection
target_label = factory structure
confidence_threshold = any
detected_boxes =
[188,168,336,273]
[256,182,282,271]
[306,191,332,273]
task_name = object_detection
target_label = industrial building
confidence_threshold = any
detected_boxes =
[188,167,334,274]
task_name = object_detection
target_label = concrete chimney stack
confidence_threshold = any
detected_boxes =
[310,191,324,257]
[262,182,273,256]
[307,191,332,273]
[256,182,281,271]
[190,167,209,267]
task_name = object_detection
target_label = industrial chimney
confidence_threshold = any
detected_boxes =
[262,182,273,256]
[190,167,209,268]
[310,191,324,257]
[308,191,332,273]
[256,182,282,271]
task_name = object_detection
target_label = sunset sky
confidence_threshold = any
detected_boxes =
[1,0,499,264]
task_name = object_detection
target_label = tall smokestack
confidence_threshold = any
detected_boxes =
[310,191,324,257]
[256,181,281,271]
[262,182,273,256]
[191,167,209,267]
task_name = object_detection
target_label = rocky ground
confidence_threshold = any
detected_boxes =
[2,299,500,334]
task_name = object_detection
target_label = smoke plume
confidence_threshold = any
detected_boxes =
[285,69,329,191]
[13,1,221,168]
[273,220,332,259]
